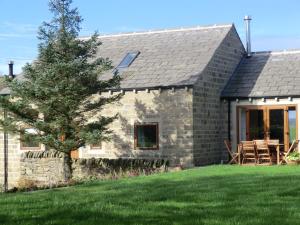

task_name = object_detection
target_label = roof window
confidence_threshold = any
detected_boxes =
[114,51,140,74]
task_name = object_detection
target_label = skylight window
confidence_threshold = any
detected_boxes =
[116,51,140,70]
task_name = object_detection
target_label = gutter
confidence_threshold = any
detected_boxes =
[2,61,13,192]
[1,93,10,192]
[221,95,300,101]
[106,84,194,93]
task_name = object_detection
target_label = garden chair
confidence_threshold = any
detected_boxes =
[224,140,239,164]
[254,140,271,165]
[280,140,299,164]
[241,141,256,165]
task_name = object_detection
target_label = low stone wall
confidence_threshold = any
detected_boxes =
[18,151,169,188]
[20,151,71,187]
[72,158,169,180]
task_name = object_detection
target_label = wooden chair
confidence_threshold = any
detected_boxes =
[241,141,256,164]
[280,140,299,164]
[254,140,272,165]
[224,140,239,164]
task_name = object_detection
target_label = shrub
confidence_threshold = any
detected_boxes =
[286,152,300,161]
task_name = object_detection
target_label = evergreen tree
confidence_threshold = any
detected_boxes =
[0,0,121,158]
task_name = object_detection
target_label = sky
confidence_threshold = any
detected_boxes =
[0,0,300,74]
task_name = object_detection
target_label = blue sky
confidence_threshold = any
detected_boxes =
[0,0,300,74]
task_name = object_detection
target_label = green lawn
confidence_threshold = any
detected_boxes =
[1,165,300,225]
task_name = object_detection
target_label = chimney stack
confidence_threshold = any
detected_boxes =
[8,61,14,79]
[244,15,252,57]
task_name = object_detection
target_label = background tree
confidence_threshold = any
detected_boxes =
[0,0,121,161]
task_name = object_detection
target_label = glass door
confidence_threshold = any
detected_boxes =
[239,105,297,152]
[268,109,284,143]
[267,106,297,151]
[246,109,265,140]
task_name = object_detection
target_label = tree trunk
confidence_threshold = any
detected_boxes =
[63,152,73,181]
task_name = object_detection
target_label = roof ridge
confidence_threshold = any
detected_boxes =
[80,23,233,39]
[253,49,300,55]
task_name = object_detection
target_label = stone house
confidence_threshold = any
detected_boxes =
[0,23,245,188]
[78,23,245,167]
[2,19,300,188]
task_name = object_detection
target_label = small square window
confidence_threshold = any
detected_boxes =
[20,128,40,150]
[134,123,159,150]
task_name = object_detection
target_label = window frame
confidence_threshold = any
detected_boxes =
[90,142,102,150]
[20,128,41,151]
[134,122,159,150]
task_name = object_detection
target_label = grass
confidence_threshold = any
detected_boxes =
[1,165,300,225]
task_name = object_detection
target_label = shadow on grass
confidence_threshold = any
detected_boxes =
[1,166,300,225]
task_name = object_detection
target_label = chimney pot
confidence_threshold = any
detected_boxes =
[8,61,14,79]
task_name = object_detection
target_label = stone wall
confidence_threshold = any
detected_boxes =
[19,151,70,187]
[18,153,169,188]
[0,85,193,191]
[193,26,245,165]
[72,158,169,180]
[20,158,66,186]
[0,126,46,189]
[80,88,194,167]
[0,131,23,189]
[0,87,193,190]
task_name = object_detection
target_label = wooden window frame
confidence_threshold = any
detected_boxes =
[90,143,102,150]
[236,104,298,152]
[20,128,41,151]
[134,123,159,150]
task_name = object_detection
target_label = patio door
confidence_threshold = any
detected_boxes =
[247,109,265,140]
[239,105,297,152]
[267,108,284,144]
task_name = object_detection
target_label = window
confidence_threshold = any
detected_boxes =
[134,123,159,150]
[90,143,102,150]
[115,51,140,71]
[20,128,40,150]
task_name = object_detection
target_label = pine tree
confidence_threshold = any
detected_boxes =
[0,0,121,160]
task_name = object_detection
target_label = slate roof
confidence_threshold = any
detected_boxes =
[0,73,25,95]
[0,24,234,95]
[0,77,9,95]
[222,50,300,98]
[91,24,234,89]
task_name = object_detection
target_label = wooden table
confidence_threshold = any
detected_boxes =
[268,143,285,165]
[238,144,242,165]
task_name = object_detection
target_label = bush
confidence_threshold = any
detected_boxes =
[286,152,300,161]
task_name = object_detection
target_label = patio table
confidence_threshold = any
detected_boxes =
[238,144,242,165]
[268,143,285,165]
